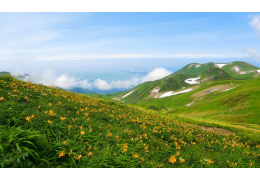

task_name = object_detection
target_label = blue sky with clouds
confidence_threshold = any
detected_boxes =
[1,13,260,70]
[1,12,260,91]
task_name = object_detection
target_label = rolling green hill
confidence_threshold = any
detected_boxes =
[106,61,260,106]
[1,74,260,168]
[174,61,260,79]
[101,61,260,143]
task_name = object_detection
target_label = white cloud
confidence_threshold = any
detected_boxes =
[91,68,172,90]
[14,70,93,90]
[93,79,112,90]
[245,48,260,62]
[141,68,172,82]
[249,15,260,34]
[36,53,248,61]
[78,79,93,89]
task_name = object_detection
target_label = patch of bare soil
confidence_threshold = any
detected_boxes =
[200,126,234,135]
[192,84,232,98]
[146,87,164,99]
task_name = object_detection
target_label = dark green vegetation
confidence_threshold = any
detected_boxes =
[1,75,260,168]
[200,67,231,81]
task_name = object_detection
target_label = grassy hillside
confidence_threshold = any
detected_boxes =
[132,76,260,137]
[1,75,260,168]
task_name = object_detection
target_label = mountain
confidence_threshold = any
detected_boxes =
[1,73,260,168]
[175,61,260,79]
[103,61,260,137]
[0,71,11,76]
[108,61,260,104]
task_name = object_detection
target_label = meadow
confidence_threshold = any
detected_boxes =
[0,75,260,168]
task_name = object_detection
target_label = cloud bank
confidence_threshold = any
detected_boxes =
[12,68,172,91]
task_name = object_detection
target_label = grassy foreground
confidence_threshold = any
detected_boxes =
[0,75,260,168]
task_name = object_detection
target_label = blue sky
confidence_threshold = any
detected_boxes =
[1,12,260,91]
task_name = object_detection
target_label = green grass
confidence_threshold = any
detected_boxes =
[1,75,260,168]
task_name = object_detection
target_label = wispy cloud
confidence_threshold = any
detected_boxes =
[249,15,260,34]
[245,48,260,62]
[0,47,60,54]
[36,53,248,61]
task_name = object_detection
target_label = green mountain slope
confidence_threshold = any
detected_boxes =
[118,74,192,104]
[221,61,260,79]
[174,61,260,79]
[1,74,260,168]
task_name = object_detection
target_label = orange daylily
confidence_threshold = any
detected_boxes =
[26,116,31,121]
[59,150,65,157]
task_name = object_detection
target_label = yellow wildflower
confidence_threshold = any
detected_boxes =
[179,157,185,163]
[132,153,139,158]
[122,148,128,153]
[0,97,5,101]
[88,152,93,156]
[80,131,85,135]
[107,132,112,137]
[115,135,119,140]
[169,155,177,164]
[62,141,66,145]
[26,116,31,121]
[123,144,128,149]
[24,96,28,99]
[31,115,35,119]
[47,120,53,124]
[60,117,66,120]
[49,110,54,116]
[208,159,214,164]
[59,150,65,157]
[79,125,83,129]
[68,125,72,129]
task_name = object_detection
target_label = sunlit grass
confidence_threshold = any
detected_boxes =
[0,75,260,168]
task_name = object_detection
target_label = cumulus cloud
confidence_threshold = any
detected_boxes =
[249,15,260,34]
[15,69,93,90]
[141,68,172,82]
[245,48,260,62]
[11,68,172,91]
